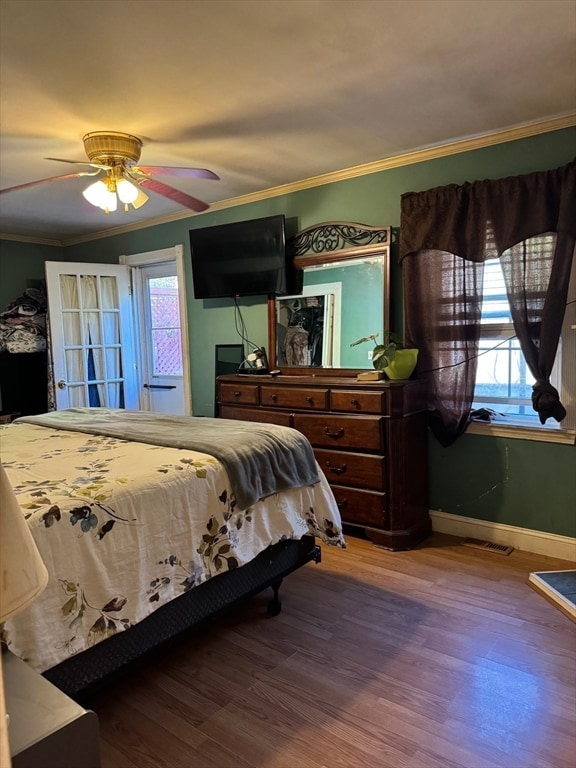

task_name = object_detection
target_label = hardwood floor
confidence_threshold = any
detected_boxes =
[89,532,576,768]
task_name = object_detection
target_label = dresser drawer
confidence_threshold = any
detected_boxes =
[260,386,328,410]
[293,414,384,451]
[219,383,259,406]
[330,485,388,529]
[330,389,386,414]
[219,405,292,427]
[314,449,385,491]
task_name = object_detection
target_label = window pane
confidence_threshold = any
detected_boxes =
[480,259,512,325]
[475,337,535,399]
[474,255,539,419]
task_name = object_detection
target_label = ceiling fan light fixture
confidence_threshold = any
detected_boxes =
[5,130,215,216]
[82,178,118,213]
[82,179,109,207]
[116,177,139,204]
[103,188,118,213]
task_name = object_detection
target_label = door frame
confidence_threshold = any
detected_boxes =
[120,245,192,415]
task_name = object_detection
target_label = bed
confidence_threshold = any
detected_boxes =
[0,408,345,698]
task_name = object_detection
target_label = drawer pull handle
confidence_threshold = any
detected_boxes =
[326,461,347,474]
[233,391,241,398]
[305,396,313,404]
[324,427,344,439]
[350,398,360,407]
[270,394,278,401]
[337,498,348,510]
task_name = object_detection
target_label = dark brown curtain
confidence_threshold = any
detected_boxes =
[400,159,576,447]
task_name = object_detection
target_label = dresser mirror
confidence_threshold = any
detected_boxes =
[268,222,391,372]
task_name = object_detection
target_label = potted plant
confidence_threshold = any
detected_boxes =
[351,332,419,380]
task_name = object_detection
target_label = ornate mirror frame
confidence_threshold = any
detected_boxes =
[268,221,391,375]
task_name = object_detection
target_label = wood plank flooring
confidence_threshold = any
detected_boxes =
[88,532,576,768]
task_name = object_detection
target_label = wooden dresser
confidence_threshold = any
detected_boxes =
[217,373,431,550]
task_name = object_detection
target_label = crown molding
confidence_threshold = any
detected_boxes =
[2,114,574,248]
[0,232,64,247]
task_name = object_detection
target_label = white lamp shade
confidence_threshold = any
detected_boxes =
[116,177,139,204]
[0,464,48,623]
[102,188,118,212]
[82,179,109,207]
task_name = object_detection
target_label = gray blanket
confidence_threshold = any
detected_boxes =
[15,408,320,510]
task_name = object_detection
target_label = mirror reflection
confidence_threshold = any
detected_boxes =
[276,256,385,369]
[270,222,391,371]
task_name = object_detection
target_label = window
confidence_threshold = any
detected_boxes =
[472,235,575,433]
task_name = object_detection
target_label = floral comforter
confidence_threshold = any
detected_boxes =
[1,421,345,673]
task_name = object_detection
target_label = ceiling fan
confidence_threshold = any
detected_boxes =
[0,131,219,214]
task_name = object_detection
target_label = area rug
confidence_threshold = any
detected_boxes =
[528,570,576,622]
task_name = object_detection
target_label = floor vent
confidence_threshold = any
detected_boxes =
[462,537,514,555]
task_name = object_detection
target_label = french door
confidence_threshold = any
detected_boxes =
[45,262,139,410]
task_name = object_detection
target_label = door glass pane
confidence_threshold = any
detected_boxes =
[151,328,182,376]
[80,275,99,308]
[88,348,104,381]
[83,312,102,344]
[68,385,87,407]
[100,276,119,308]
[62,312,81,345]
[59,275,78,309]
[107,382,124,408]
[65,349,84,382]
[148,276,182,376]
[102,312,120,344]
[105,347,121,374]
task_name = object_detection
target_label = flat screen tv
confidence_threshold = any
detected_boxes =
[189,215,298,299]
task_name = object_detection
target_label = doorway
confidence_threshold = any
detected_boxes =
[121,245,191,415]
[45,245,191,416]
[134,262,185,415]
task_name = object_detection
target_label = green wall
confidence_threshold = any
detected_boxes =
[431,433,576,537]
[1,127,575,538]
[0,239,64,308]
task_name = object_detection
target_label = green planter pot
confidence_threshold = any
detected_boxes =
[382,349,419,380]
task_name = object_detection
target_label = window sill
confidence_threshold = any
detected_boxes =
[466,421,576,444]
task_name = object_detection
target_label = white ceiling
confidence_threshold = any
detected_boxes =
[1,0,575,244]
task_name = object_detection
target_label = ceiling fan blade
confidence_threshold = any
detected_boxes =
[138,178,210,212]
[45,157,90,164]
[0,172,92,194]
[45,157,110,169]
[136,165,219,181]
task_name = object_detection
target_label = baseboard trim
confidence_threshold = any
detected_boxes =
[430,510,576,562]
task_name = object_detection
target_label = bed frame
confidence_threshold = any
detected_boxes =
[43,536,321,700]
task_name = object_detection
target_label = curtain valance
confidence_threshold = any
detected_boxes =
[400,160,576,262]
